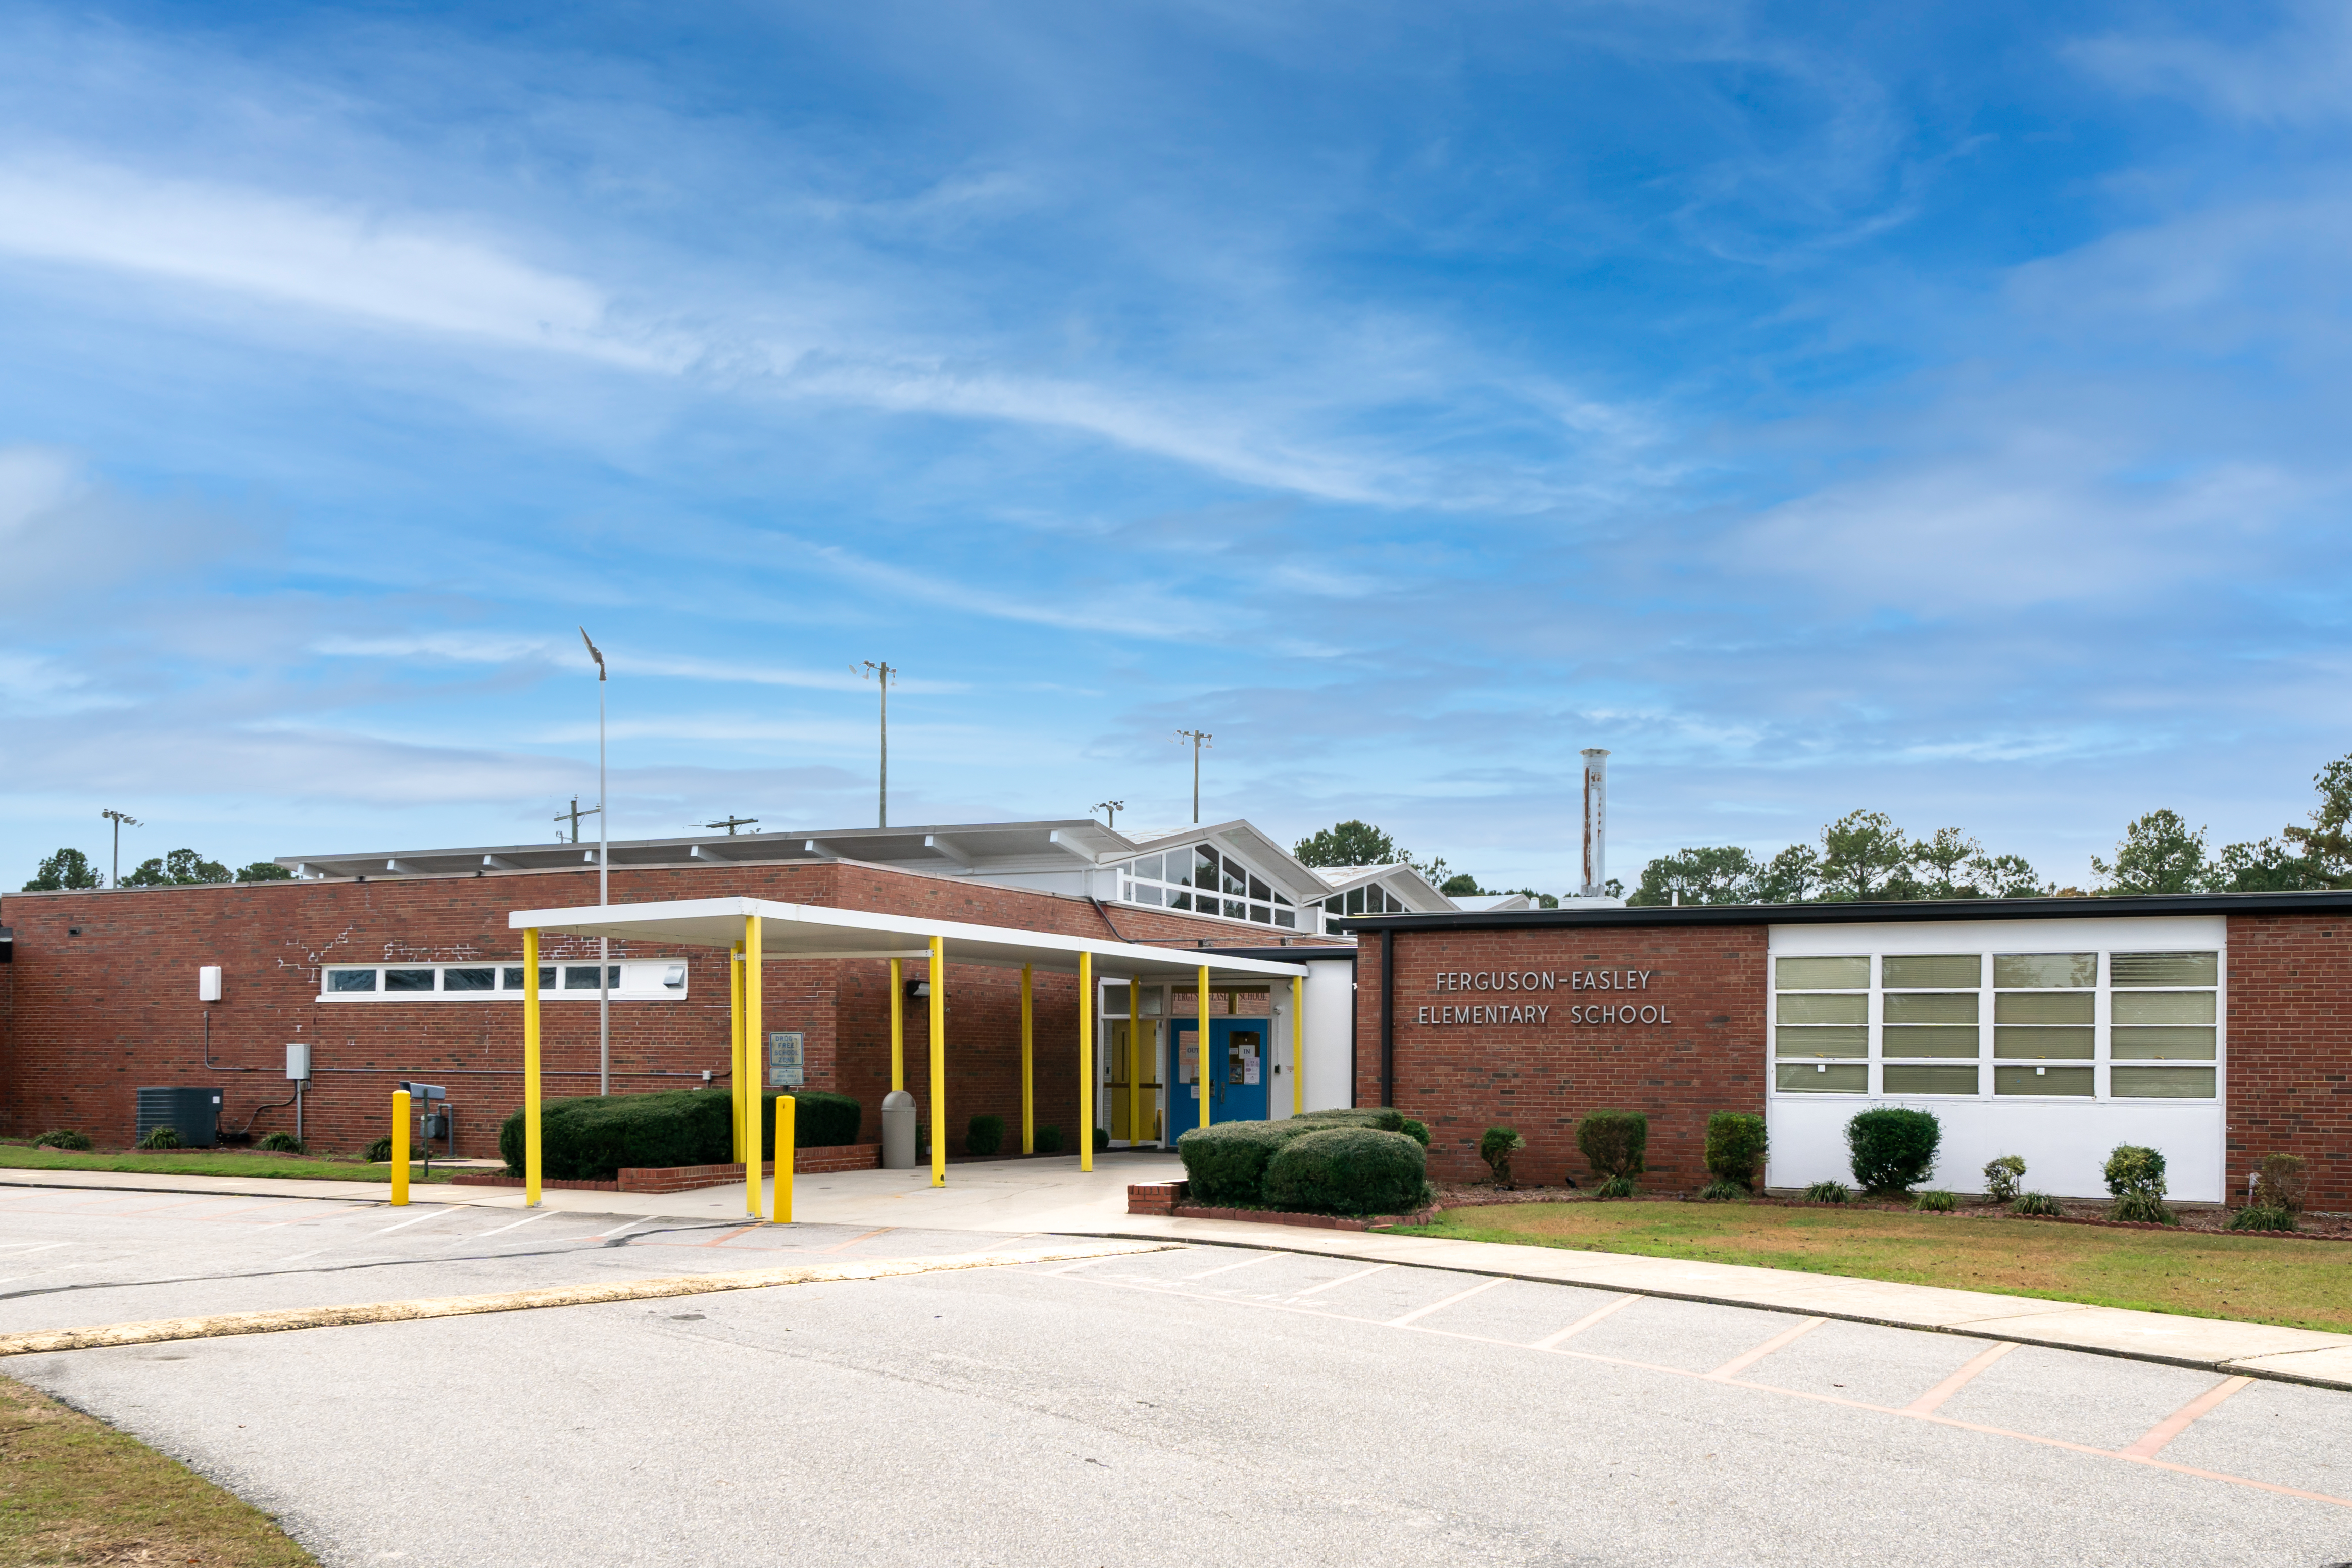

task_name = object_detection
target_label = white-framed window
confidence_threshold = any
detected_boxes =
[1769,945,2221,1102]
[1118,845,1302,929]
[318,961,689,1001]
[1321,883,1411,918]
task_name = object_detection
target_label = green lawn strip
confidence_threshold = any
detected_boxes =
[0,1373,317,1565]
[1395,1201,2352,1334]
[0,1145,457,1184]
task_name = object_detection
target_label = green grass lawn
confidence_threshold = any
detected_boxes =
[1395,1200,2352,1334]
[0,1144,458,1183]
[0,1373,316,1565]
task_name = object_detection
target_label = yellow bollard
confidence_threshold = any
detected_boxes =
[390,1089,411,1207]
[1078,952,1093,1172]
[1020,964,1034,1155]
[522,928,541,1207]
[1196,965,1211,1130]
[744,915,763,1218]
[1292,974,1305,1116]
[772,1095,796,1223]
[928,935,946,1188]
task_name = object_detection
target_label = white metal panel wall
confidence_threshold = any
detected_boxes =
[1302,960,1356,1113]
[1766,916,2227,1203]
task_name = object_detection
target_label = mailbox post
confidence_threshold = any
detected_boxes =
[400,1081,448,1178]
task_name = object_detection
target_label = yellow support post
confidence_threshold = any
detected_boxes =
[523,928,541,1207]
[772,1094,796,1224]
[1292,974,1305,1116]
[745,914,763,1218]
[889,956,905,1093]
[1196,965,1211,1129]
[928,935,946,1188]
[390,1088,411,1206]
[1078,951,1093,1172]
[1019,964,1034,1155]
[728,940,746,1162]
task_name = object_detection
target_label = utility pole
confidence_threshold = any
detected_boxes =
[700,816,759,835]
[554,796,600,844]
[858,661,898,827]
[1173,730,1212,824]
[1093,800,1124,829]
[99,809,140,889]
[580,628,611,1096]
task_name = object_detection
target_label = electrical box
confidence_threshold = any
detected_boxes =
[286,1042,311,1081]
[198,965,224,1002]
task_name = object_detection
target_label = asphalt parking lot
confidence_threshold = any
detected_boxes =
[6,1187,2351,1566]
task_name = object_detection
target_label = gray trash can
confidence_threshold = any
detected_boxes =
[880,1090,917,1170]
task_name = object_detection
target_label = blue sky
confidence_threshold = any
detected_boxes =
[4,1,2349,894]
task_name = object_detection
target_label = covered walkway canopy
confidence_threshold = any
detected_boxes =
[505,896,1312,1215]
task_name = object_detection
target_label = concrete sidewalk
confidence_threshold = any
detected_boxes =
[10,1156,2350,1389]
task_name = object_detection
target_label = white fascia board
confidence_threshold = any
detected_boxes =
[504,895,1311,982]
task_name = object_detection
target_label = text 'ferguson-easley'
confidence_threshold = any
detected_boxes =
[1418,968,1672,1026]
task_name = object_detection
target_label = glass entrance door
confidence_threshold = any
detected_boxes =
[1108,1019,1163,1145]
[1168,1018,1271,1139]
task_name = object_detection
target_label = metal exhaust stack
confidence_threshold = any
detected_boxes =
[1579,748,1609,899]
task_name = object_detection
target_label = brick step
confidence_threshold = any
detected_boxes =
[450,1143,882,1194]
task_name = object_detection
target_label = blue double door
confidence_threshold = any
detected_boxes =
[1167,1017,1270,1139]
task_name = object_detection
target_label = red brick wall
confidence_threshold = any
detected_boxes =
[2223,912,2352,1208]
[1357,924,1771,1184]
[0,860,1337,1159]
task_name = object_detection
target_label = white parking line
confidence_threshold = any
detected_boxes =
[1185,1252,1283,1282]
[0,1243,71,1256]
[1531,1291,1641,1350]
[461,1210,559,1243]
[1388,1276,1507,1327]
[1285,1263,1390,1299]
[590,1218,654,1242]
[370,1210,451,1238]
[1707,1317,1826,1381]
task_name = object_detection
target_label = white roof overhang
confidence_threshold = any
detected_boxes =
[507,896,1310,984]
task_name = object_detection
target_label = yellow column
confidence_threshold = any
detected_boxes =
[928,935,946,1188]
[523,928,541,1207]
[1197,965,1212,1129]
[1078,951,1094,1172]
[728,940,745,1161]
[390,1089,411,1206]
[772,1095,795,1223]
[1020,964,1034,1154]
[889,957,905,1092]
[1292,974,1305,1116]
[744,914,763,1218]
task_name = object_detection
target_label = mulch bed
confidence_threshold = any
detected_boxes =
[1424,1182,2352,1239]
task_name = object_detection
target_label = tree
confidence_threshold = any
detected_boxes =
[236,861,294,883]
[1755,843,1822,904]
[2209,837,2327,892]
[1293,820,1399,868]
[124,848,234,887]
[22,848,101,892]
[2279,755,2352,888]
[1908,828,1982,898]
[1627,846,1761,906]
[2091,810,2209,895]
[1437,872,1486,897]
[1506,887,1560,909]
[1971,853,2048,898]
[1818,811,1911,900]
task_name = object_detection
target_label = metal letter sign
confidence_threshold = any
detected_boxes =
[767,1031,805,1088]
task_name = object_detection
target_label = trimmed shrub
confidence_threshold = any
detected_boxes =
[1594,1174,1640,1199]
[1846,1108,1940,1194]
[136,1125,182,1150]
[2228,1205,2297,1233]
[1261,1127,1432,1217]
[2253,1154,2309,1214]
[1034,1125,1063,1154]
[1478,1125,1526,1188]
[966,1114,1005,1157]
[32,1130,92,1151]
[1697,1179,1748,1202]
[496,1088,862,1180]
[256,1131,306,1154]
[365,1135,394,1163]
[2103,1144,2167,1199]
[1703,1112,1768,1190]
[1913,1189,1957,1213]
[2110,1191,2177,1225]
[1982,1155,2027,1204]
[1297,1108,1408,1132]
[1802,1180,1849,1204]
[1094,1126,1110,1152]
[1577,1111,1648,1181]
[1398,1117,1431,1147]
[2011,1191,2063,1217]
[1177,1119,1324,1206]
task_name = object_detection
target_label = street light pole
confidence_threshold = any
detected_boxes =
[100,809,140,889]
[580,628,610,1097]
[1173,731,1212,824]
[859,661,898,828]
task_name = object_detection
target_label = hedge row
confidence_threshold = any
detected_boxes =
[498,1088,862,1180]
[1176,1109,1433,1216]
